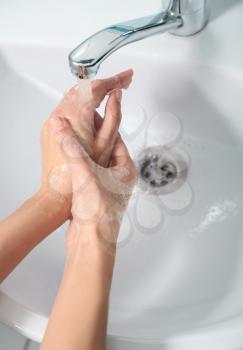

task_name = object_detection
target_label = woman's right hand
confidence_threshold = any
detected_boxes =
[50,89,137,256]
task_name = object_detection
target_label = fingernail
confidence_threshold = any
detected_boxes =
[114,89,122,103]
[50,116,65,132]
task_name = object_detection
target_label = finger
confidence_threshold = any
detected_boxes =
[91,69,133,107]
[110,134,132,167]
[94,89,122,166]
[53,85,79,119]
[94,111,103,131]
[52,85,95,156]
[110,135,138,188]
[49,116,83,159]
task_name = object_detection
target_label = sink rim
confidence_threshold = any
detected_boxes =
[1,290,243,348]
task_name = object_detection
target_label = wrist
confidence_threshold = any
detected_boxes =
[34,188,71,224]
[66,220,117,265]
[64,222,116,297]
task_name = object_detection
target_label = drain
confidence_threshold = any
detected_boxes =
[136,146,188,195]
[140,159,178,188]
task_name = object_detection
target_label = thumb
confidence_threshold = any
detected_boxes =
[49,115,93,191]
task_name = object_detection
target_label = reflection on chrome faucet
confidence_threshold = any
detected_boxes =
[69,0,209,79]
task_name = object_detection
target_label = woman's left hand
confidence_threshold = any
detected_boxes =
[39,69,133,222]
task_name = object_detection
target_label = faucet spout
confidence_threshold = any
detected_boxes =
[69,0,208,79]
[69,11,181,79]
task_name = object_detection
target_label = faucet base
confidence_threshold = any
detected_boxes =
[161,0,209,36]
[170,7,209,36]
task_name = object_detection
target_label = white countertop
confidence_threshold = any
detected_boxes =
[0,0,243,73]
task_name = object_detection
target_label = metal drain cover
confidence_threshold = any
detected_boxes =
[136,146,189,195]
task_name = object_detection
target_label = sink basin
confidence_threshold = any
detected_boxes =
[1,43,243,350]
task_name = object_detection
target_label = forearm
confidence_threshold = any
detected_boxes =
[41,222,116,350]
[0,191,69,282]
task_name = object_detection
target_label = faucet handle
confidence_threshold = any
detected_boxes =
[162,0,209,35]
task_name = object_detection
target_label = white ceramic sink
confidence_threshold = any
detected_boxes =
[1,43,243,350]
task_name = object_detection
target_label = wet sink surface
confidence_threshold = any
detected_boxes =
[0,44,243,347]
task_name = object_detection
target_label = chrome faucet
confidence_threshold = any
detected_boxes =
[69,0,208,79]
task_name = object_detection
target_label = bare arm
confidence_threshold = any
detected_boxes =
[40,223,116,350]
[40,89,137,350]
[0,191,68,283]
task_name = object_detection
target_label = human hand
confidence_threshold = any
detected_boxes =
[39,69,134,223]
[50,89,137,256]
[40,87,136,350]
